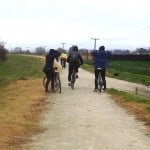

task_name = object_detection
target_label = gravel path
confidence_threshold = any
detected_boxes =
[24,67,150,150]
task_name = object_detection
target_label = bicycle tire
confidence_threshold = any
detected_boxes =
[97,75,103,93]
[54,73,61,93]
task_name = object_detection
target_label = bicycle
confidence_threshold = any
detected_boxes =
[70,67,76,90]
[43,68,61,93]
[97,68,104,93]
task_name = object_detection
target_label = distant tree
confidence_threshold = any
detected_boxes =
[13,47,23,53]
[79,48,89,60]
[25,50,31,54]
[135,48,149,54]
[0,42,8,61]
[35,47,45,55]
[57,48,67,54]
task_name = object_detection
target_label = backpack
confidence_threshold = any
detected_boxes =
[69,52,80,63]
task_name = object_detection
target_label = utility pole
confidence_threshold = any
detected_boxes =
[91,38,99,50]
[60,43,66,49]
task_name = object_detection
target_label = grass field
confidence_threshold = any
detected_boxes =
[0,54,149,149]
[82,59,150,86]
[0,54,44,87]
[108,88,150,127]
[0,54,48,150]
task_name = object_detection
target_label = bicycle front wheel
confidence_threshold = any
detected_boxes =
[97,76,103,93]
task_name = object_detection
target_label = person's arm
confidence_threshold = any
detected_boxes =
[55,51,61,61]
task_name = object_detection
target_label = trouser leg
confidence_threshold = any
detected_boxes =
[100,69,106,89]
[68,65,73,82]
[94,69,99,89]
[45,72,51,91]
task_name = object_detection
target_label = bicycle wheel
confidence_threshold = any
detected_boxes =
[54,73,61,93]
[97,75,103,93]
[71,69,76,89]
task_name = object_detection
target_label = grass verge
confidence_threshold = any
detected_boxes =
[0,54,49,149]
[108,88,150,128]
[0,78,49,150]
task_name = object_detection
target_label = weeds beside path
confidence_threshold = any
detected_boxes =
[0,54,48,150]
[0,78,48,150]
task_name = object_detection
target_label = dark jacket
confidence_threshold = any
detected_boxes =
[91,50,111,69]
[67,50,83,66]
[43,49,60,71]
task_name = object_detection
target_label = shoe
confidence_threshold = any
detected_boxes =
[68,82,71,86]
[45,89,49,92]
[103,88,106,91]
[93,89,98,92]
[76,74,78,78]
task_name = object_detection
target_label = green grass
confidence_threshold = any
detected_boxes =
[0,54,44,87]
[108,88,150,112]
[108,60,150,76]
[82,63,94,73]
[107,69,150,85]
[82,59,150,86]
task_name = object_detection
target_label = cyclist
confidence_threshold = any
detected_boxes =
[43,49,61,92]
[67,45,83,86]
[60,53,67,68]
[91,45,111,92]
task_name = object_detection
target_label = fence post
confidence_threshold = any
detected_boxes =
[135,87,138,94]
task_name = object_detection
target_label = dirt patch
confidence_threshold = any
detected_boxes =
[0,79,48,150]
[110,94,150,132]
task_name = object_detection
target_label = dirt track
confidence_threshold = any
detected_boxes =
[24,66,150,150]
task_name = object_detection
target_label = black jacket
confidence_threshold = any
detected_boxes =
[44,49,60,71]
[67,50,83,66]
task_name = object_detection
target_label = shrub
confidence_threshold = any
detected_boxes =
[0,46,8,61]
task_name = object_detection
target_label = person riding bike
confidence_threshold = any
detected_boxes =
[60,53,68,68]
[67,45,83,86]
[91,45,111,92]
[43,49,61,92]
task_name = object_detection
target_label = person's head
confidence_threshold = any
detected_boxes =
[99,46,105,51]
[72,45,78,52]
[48,48,55,53]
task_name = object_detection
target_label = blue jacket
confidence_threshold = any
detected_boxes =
[91,50,111,69]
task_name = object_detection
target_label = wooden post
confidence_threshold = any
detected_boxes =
[135,87,138,94]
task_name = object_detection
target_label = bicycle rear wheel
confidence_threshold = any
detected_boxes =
[97,75,103,93]
[54,73,61,93]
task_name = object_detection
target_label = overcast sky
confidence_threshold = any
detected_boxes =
[0,0,150,51]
